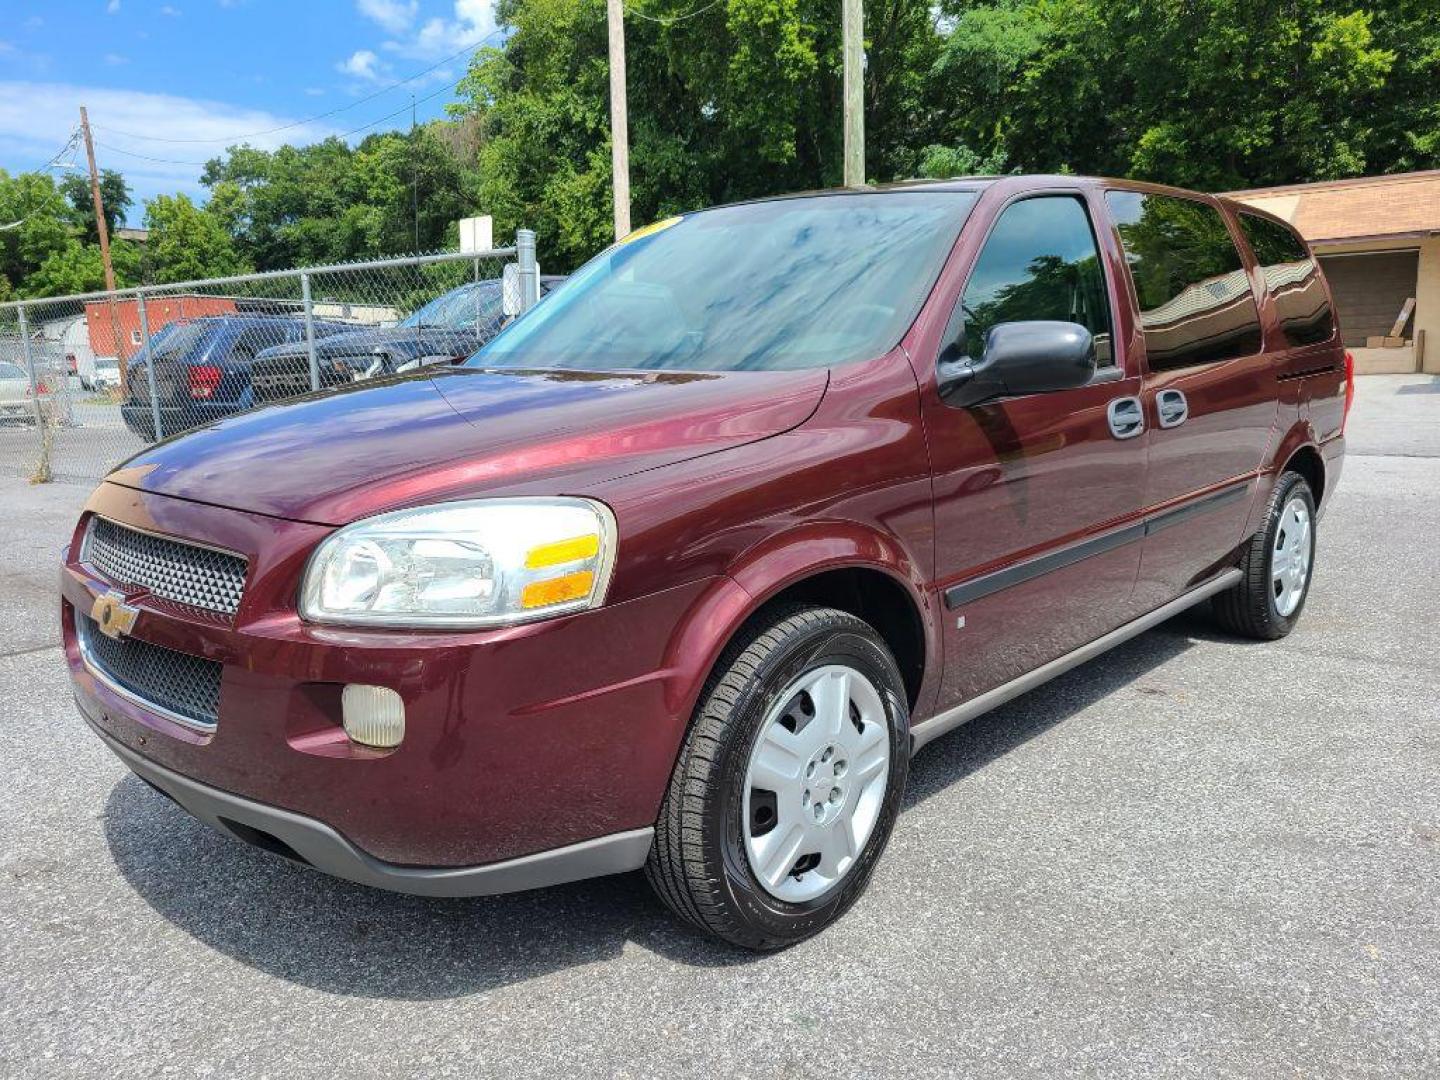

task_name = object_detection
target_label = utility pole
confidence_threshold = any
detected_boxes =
[605,0,631,240]
[79,106,128,396]
[841,0,865,188]
[78,108,116,292]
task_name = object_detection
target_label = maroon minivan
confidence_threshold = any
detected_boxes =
[62,176,1350,949]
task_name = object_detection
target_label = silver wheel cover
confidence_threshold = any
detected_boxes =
[742,664,890,903]
[1271,495,1313,618]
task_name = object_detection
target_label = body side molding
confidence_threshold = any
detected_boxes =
[943,479,1252,610]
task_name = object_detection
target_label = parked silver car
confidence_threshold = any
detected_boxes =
[0,360,47,423]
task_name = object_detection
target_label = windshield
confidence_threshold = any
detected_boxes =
[402,283,502,329]
[471,192,977,372]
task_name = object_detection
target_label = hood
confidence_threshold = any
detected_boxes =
[106,365,828,525]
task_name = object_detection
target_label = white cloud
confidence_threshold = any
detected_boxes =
[303,86,326,97]
[337,49,388,82]
[24,16,44,28]
[159,5,182,15]
[106,0,120,13]
[0,80,339,200]
[103,53,129,65]
[356,0,417,34]
[383,0,497,61]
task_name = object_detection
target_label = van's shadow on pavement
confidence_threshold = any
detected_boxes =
[104,608,1214,1000]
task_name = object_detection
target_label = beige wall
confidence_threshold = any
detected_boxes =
[1421,236,1440,374]
[1312,235,1440,375]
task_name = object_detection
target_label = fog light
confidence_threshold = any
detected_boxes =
[341,684,405,748]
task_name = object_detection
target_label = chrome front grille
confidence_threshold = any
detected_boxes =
[78,614,222,729]
[84,517,247,618]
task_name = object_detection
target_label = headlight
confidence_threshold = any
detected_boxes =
[300,497,617,628]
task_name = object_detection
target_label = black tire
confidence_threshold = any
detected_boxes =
[1212,471,1317,640]
[645,605,910,951]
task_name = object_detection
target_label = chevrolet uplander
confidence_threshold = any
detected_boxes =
[63,176,1349,949]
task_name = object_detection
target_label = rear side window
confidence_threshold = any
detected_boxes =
[1238,213,1335,347]
[959,196,1114,367]
[1106,191,1263,371]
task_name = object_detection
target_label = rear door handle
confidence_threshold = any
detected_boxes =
[1107,396,1144,440]
[1156,388,1189,428]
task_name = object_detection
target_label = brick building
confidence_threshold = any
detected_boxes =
[84,294,238,362]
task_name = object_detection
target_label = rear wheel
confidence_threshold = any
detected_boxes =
[1213,471,1317,640]
[645,605,909,950]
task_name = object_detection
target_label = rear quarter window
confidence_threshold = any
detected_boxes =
[1106,191,1264,371]
[1237,213,1335,347]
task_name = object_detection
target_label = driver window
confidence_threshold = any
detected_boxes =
[957,196,1114,367]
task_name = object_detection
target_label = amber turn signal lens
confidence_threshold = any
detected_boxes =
[520,570,595,610]
[525,534,600,569]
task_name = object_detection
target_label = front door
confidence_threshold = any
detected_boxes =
[1103,191,1279,611]
[921,192,1151,708]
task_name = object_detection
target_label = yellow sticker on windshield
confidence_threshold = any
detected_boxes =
[618,216,682,245]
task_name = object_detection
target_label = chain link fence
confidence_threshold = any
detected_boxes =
[0,232,540,484]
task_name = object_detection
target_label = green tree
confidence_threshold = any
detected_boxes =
[0,170,75,296]
[199,127,482,270]
[60,169,132,245]
[143,193,247,283]
[25,239,142,296]
[450,0,943,269]
[930,0,1404,190]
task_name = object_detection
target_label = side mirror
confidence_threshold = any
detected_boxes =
[939,320,1096,407]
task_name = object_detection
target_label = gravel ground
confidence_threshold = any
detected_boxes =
[1,375,1436,1078]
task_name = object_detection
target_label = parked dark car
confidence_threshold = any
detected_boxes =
[64,177,1349,950]
[249,277,565,402]
[120,314,351,441]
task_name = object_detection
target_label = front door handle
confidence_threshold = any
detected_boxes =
[1107,396,1145,440]
[1156,388,1189,429]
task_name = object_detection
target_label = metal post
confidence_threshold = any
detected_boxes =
[137,290,163,441]
[516,229,539,312]
[301,272,320,392]
[17,305,42,426]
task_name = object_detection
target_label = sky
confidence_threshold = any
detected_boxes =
[0,0,500,222]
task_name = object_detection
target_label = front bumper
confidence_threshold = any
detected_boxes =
[63,482,730,876]
[85,713,653,896]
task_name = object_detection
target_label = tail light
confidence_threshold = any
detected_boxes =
[26,380,48,396]
[188,364,223,400]
[1342,350,1355,433]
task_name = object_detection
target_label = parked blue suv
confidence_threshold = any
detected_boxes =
[121,315,349,441]
[249,277,564,402]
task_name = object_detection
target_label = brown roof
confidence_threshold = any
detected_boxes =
[1227,171,1440,243]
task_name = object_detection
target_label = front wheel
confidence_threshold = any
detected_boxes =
[645,606,910,950]
[1213,470,1317,639]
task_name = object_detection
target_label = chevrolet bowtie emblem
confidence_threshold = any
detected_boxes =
[91,590,140,641]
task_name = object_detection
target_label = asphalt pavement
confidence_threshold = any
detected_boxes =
[1,375,1436,1078]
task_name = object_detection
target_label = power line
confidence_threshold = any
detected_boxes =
[92,29,503,146]
[623,0,724,24]
[95,141,211,167]
[1,131,85,233]
[44,129,83,171]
